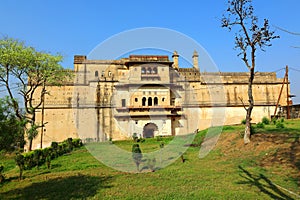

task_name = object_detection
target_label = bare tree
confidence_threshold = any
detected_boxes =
[222,0,279,144]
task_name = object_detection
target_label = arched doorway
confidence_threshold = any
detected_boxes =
[143,123,158,138]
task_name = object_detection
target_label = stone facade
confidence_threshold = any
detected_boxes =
[30,52,289,150]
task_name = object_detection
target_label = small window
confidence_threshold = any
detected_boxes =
[146,67,151,74]
[142,97,146,106]
[148,97,153,106]
[101,71,105,77]
[154,97,158,106]
[95,71,99,77]
[141,67,146,74]
[108,71,112,77]
[122,99,126,107]
[162,97,165,102]
[135,98,138,102]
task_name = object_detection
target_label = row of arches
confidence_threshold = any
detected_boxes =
[141,67,157,74]
[142,97,158,106]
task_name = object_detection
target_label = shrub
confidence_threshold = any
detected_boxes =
[156,136,163,141]
[72,138,83,148]
[241,119,246,125]
[261,117,270,125]
[276,121,285,129]
[159,142,165,149]
[280,118,285,123]
[15,153,24,180]
[271,118,277,125]
[256,122,265,129]
[132,133,138,142]
[33,149,42,169]
[0,165,4,183]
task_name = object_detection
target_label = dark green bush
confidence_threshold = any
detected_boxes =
[276,121,285,129]
[0,165,4,183]
[15,153,24,180]
[241,119,246,125]
[15,138,82,172]
[261,117,270,125]
[256,122,265,129]
[72,138,83,148]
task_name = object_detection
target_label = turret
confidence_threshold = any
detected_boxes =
[192,50,199,71]
[172,51,179,70]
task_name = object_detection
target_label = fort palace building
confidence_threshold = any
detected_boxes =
[31,51,289,149]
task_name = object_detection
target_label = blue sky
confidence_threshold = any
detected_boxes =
[1,0,300,103]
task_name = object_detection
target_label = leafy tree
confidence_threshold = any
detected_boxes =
[222,0,279,143]
[0,97,24,151]
[0,37,73,150]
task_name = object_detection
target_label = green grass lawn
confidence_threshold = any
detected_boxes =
[0,119,299,200]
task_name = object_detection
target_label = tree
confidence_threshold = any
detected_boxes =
[221,0,279,144]
[0,37,72,151]
[0,97,25,151]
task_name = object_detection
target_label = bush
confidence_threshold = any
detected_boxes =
[156,136,163,141]
[271,118,277,125]
[132,133,138,142]
[276,121,285,129]
[261,117,270,125]
[256,122,265,129]
[72,138,83,148]
[15,138,83,172]
[160,142,165,149]
[15,153,24,180]
[241,119,246,125]
[0,165,4,183]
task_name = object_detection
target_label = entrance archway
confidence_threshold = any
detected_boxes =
[143,123,158,138]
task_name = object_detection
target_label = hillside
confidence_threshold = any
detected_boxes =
[0,119,299,199]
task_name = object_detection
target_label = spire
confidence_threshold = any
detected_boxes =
[172,51,179,70]
[192,50,199,71]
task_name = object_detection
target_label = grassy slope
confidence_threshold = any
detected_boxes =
[0,119,299,200]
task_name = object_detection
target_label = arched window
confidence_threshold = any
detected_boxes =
[142,97,147,106]
[141,67,146,74]
[95,71,98,77]
[152,67,157,74]
[148,97,152,106]
[154,97,158,106]
[108,71,112,77]
[146,67,151,74]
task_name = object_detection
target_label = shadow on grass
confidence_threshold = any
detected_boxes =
[0,174,112,200]
[237,166,294,200]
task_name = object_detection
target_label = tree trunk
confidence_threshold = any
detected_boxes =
[244,67,255,144]
[29,139,33,151]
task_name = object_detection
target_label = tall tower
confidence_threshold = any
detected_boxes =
[193,50,199,71]
[172,51,179,70]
